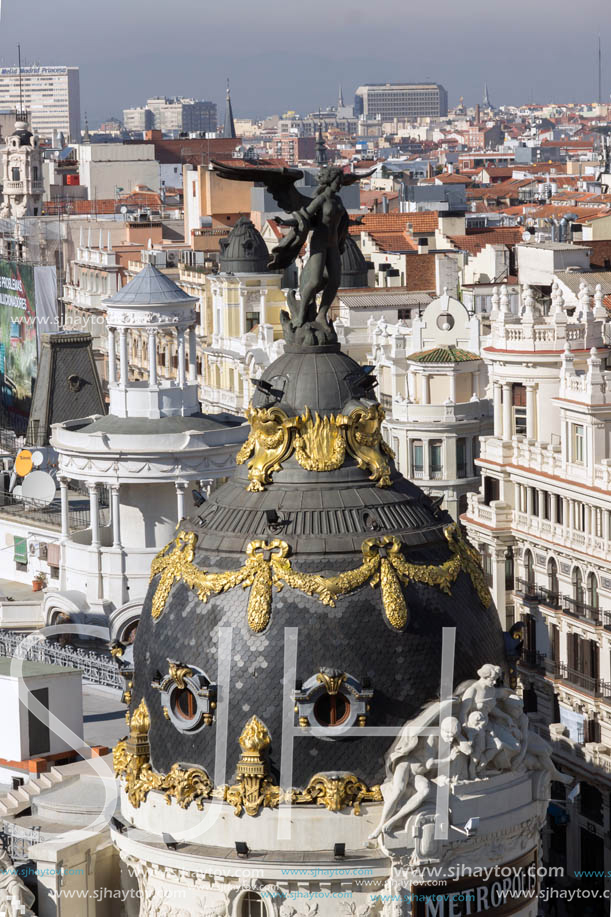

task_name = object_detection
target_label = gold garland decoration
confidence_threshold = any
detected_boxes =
[236,402,394,491]
[149,524,491,630]
[114,711,381,816]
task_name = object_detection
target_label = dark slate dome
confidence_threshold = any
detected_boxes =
[11,121,33,147]
[132,343,507,789]
[219,216,272,274]
[340,234,370,289]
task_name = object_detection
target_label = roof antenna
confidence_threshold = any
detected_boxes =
[17,44,24,120]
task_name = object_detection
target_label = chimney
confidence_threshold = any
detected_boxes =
[382,194,389,214]
[475,104,480,125]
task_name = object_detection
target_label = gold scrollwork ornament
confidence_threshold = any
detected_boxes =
[235,401,394,492]
[150,527,490,631]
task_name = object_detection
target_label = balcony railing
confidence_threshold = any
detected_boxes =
[562,595,601,626]
[545,659,611,699]
[538,586,561,610]
[520,650,546,669]
[514,577,540,600]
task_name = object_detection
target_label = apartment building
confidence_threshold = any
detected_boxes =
[463,279,611,880]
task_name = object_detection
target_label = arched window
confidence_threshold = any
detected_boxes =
[572,567,584,607]
[240,891,264,916]
[548,558,559,599]
[587,572,599,610]
[524,549,534,590]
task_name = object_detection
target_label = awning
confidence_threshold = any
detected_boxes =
[13,536,27,565]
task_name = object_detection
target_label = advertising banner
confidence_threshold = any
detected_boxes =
[0,260,37,426]
[0,260,57,429]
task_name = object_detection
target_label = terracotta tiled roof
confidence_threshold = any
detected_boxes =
[448,227,523,255]
[368,231,418,252]
[348,212,439,236]
[407,345,480,363]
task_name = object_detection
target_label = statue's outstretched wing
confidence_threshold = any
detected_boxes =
[211,160,309,213]
[341,167,377,186]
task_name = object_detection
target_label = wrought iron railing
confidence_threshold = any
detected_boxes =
[0,631,123,690]
[514,577,539,600]
[0,822,42,862]
[520,650,546,669]
[545,659,611,699]
[0,491,94,532]
[538,586,561,609]
[562,595,601,626]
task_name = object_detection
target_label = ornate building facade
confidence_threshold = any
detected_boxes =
[0,116,43,219]
[368,291,492,520]
[47,263,246,643]
[109,331,552,917]
[463,280,611,881]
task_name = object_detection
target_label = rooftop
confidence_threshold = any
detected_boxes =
[407,345,480,364]
[106,263,195,306]
[0,658,81,677]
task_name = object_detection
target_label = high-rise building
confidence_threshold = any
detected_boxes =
[354,82,448,120]
[144,97,217,133]
[122,106,154,132]
[0,66,80,140]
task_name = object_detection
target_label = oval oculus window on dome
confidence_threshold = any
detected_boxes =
[154,661,217,733]
[293,670,373,739]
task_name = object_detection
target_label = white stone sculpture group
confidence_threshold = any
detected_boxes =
[370,663,571,840]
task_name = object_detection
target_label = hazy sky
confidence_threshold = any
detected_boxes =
[1,0,611,125]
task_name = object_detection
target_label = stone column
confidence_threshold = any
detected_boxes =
[526,486,533,516]
[607,510,611,543]
[176,482,186,522]
[568,500,574,531]
[239,291,247,338]
[88,484,100,548]
[60,477,69,539]
[502,383,512,441]
[118,328,128,386]
[422,373,430,405]
[492,547,508,629]
[188,327,197,383]
[526,384,536,440]
[551,493,558,525]
[493,383,502,437]
[177,327,186,387]
[107,328,116,386]
[449,372,457,404]
[111,485,121,549]
[259,289,266,326]
[538,490,545,520]
[148,330,158,386]
[408,370,416,402]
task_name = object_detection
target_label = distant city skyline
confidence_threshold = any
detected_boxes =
[0,0,610,126]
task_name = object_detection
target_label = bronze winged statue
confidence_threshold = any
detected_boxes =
[212,160,374,346]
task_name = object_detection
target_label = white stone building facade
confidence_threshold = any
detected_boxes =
[463,279,611,880]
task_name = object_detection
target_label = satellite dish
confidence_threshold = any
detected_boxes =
[120,205,128,214]
[522,231,533,242]
[15,449,33,477]
[12,485,22,499]
[22,471,56,506]
[31,450,44,468]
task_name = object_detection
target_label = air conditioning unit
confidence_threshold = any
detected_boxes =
[166,252,177,266]
[29,541,38,556]
[39,542,48,560]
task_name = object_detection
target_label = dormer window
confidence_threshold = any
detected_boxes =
[154,661,217,733]
[293,670,373,738]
